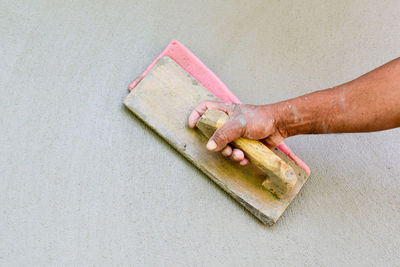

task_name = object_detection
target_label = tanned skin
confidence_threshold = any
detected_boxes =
[188,58,400,166]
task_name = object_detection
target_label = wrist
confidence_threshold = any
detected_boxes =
[270,100,314,137]
[262,103,292,138]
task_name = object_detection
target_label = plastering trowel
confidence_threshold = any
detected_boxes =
[123,41,310,225]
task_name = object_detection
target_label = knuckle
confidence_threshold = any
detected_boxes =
[233,149,244,160]
[214,131,228,143]
[213,130,230,146]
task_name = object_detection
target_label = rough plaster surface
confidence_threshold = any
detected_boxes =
[1,0,400,265]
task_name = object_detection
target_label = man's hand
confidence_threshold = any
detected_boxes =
[188,58,400,166]
[188,101,287,166]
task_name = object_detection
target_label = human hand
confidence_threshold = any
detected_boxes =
[188,101,287,166]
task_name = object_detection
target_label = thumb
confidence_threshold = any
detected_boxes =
[206,119,242,152]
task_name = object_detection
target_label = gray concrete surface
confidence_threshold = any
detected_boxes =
[1,0,400,265]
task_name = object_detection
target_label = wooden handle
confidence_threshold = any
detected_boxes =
[196,108,297,198]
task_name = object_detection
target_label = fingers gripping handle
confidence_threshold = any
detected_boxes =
[195,108,297,198]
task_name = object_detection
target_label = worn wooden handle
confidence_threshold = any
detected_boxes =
[195,108,297,198]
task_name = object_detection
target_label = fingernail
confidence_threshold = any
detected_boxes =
[206,140,217,151]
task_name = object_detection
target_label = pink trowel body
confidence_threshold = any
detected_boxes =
[129,40,310,175]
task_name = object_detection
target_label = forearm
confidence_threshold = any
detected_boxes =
[274,58,400,137]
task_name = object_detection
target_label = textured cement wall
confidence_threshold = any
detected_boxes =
[1,0,400,265]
